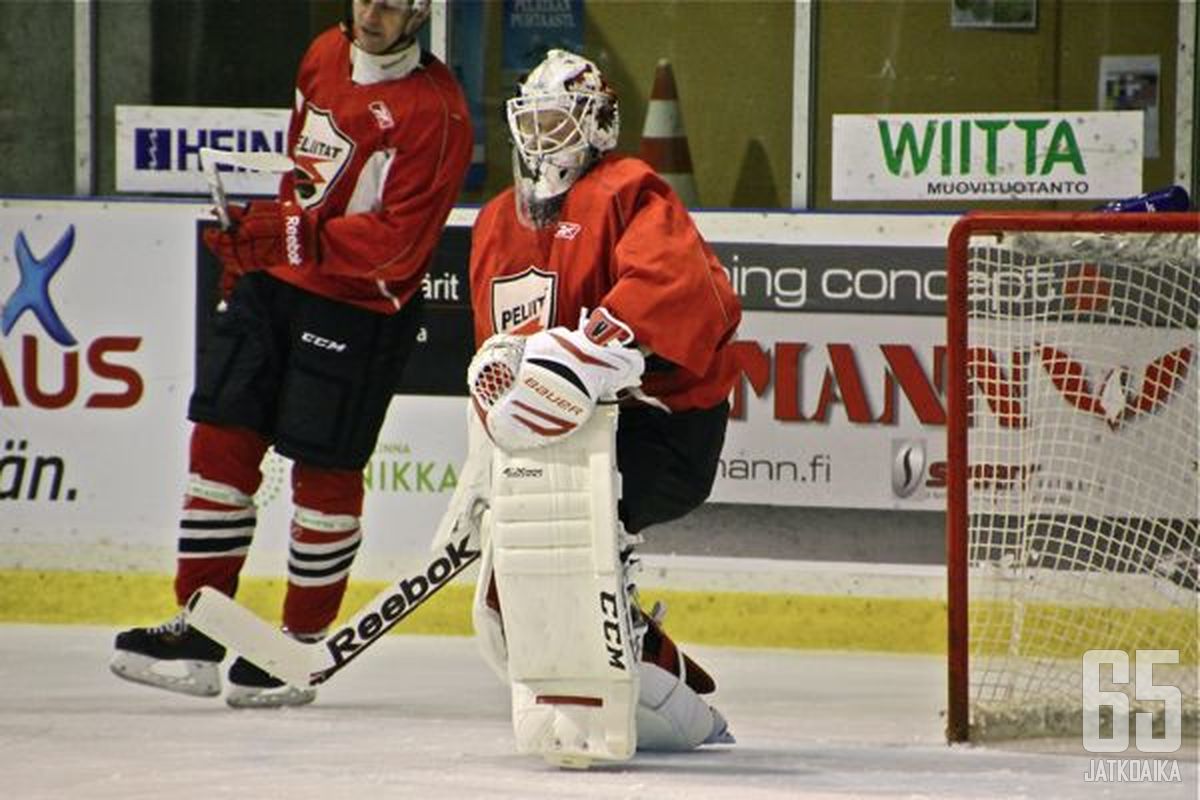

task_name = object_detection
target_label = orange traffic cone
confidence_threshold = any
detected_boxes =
[638,59,699,207]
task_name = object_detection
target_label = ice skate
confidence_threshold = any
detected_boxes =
[110,611,226,697]
[626,554,735,752]
[225,656,318,708]
[634,604,735,749]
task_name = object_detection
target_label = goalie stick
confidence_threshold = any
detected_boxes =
[198,147,296,231]
[185,533,480,688]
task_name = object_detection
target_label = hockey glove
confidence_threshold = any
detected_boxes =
[467,311,644,452]
[202,200,316,280]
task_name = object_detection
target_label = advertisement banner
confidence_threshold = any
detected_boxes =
[832,111,1142,201]
[115,105,290,195]
[2,201,972,570]
[0,202,197,542]
[965,321,1197,519]
[0,200,472,568]
[716,311,948,509]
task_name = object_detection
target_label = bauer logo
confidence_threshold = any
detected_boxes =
[891,439,926,498]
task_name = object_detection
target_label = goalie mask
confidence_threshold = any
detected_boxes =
[507,49,620,228]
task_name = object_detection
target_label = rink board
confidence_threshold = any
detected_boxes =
[0,198,956,568]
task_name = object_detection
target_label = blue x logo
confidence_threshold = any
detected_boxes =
[1,225,77,347]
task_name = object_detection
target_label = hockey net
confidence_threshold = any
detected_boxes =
[945,212,1199,743]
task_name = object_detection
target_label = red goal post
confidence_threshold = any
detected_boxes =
[944,211,1199,743]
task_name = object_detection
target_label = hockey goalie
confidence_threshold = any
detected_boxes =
[433,49,742,767]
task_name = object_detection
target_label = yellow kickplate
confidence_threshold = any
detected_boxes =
[0,569,950,652]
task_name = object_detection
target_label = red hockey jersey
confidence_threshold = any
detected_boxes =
[470,155,742,411]
[264,27,472,314]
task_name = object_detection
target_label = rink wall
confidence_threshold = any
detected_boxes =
[0,197,956,653]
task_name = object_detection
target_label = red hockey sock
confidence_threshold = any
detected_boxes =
[282,464,364,635]
[174,424,268,605]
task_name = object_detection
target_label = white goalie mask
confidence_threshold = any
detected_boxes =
[506,49,620,228]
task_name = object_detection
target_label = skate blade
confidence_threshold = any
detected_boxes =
[109,652,221,698]
[225,685,317,709]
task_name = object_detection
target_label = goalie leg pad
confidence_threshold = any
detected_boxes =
[489,405,638,767]
[470,521,510,684]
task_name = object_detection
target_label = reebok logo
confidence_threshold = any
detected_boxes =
[283,208,303,267]
[555,221,581,240]
[368,101,394,130]
[320,535,479,677]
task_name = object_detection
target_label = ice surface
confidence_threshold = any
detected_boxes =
[1,625,1194,799]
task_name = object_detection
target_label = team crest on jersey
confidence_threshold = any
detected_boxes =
[292,106,354,208]
[491,267,557,335]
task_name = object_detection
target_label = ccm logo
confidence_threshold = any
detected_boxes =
[599,591,627,671]
[301,331,347,352]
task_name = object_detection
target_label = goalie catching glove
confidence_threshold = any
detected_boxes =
[468,308,644,452]
[202,200,317,280]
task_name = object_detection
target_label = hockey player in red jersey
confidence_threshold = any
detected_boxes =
[111,0,472,708]
[471,48,740,535]
[440,49,740,761]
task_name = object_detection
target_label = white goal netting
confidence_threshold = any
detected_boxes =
[959,223,1198,740]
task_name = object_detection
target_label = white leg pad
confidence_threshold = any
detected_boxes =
[490,405,638,767]
[470,523,510,684]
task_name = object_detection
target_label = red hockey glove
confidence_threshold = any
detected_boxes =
[202,200,316,278]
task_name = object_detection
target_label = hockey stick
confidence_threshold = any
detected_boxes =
[198,148,296,231]
[199,148,232,231]
[185,533,480,687]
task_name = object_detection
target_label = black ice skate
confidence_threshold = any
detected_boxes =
[110,611,226,697]
[226,653,317,709]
